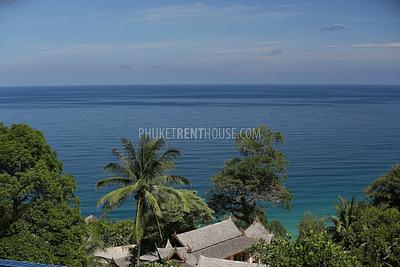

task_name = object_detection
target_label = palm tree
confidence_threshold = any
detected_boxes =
[96,136,190,265]
[328,196,359,241]
[81,232,115,267]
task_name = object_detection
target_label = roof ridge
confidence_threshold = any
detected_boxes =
[176,217,235,237]
[175,217,242,251]
[190,234,243,253]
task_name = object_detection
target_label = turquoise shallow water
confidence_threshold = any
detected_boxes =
[0,84,399,234]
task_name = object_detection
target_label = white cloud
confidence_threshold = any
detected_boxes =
[327,42,400,48]
[351,43,400,48]
[32,42,176,55]
[216,47,278,55]
[133,2,304,22]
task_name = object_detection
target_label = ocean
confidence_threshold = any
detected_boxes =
[0,84,399,234]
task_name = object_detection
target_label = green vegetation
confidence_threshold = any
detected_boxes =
[267,220,288,239]
[86,191,213,261]
[209,125,291,227]
[327,196,359,242]
[0,124,86,266]
[366,164,400,209]
[251,164,400,267]
[139,190,213,254]
[1,123,399,267]
[249,232,361,267]
[87,219,135,247]
[96,136,192,265]
[297,212,326,239]
[339,205,400,266]
[0,125,212,266]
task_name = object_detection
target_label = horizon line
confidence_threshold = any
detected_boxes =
[1,82,400,88]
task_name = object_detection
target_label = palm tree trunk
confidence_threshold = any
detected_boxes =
[136,241,141,266]
[134,196,143,266]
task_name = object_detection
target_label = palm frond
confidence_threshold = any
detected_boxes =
[159,148,180,169]
[144,189,163,240]
[99,194,130,216]
[103,162,125,173]
[97,182,142,209]
[121,137,137,161]
[150,138,166,154]
[103,162,136,178]
[121,138,141,179]
[96,176,132,189]
[155,185,190,212]
[144,190,162,217]
[111,148,129,165]
[138,135,153,177]
[155,175,190,186]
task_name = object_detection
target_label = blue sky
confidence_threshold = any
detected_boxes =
[0,0,399,85]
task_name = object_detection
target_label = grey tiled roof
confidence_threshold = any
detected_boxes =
[177,235,258,266]
[197,235,257,259]
[198,255,266,267]
[244,221,274,243]
[184,253,199,267]
[175,218,242,252]
[94,245,134,267]
[156,247,189,262]
[141,218,274,266]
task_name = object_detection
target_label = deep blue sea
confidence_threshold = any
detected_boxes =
[0,85,399,234]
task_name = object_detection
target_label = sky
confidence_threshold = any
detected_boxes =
[0,0,399,86]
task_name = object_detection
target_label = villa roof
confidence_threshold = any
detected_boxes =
[175,218,242,252]
[141,218,274,266]
[196,235,257,259]
[198,255,266,267]
[156,247,188,262]
[156,235,258,266]
[244,220,273,243]
[94,244,135,267]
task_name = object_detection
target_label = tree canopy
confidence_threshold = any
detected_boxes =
[297,212,326,239]
[209,125,291,226]
[339,204,400,266]
[87,218,135,247]
[366,164,400,209]
[249,232,361,267]
[0,123,86,266]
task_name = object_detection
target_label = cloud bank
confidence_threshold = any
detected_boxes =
[327,42,400,48]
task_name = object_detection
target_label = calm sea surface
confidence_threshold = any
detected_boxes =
[0,85,399,234]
